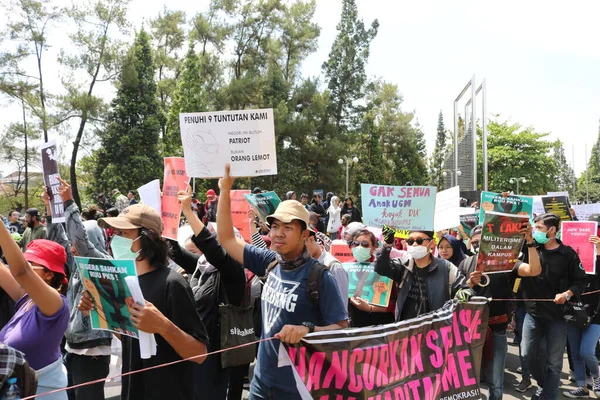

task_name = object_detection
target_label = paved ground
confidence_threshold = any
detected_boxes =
[104,333,583,399]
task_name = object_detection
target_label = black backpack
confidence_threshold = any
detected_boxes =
[252,260,329,338]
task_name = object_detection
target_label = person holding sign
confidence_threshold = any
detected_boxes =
[78,203,209,400]
[375,230,472,322]
[458,224,541,400]
[216,164,348,400]
[0,223,69,399]
[520,213,588,400]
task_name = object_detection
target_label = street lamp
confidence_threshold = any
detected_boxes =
[509,177,527,194]
[442,170,462,187]
[338,156,359,197]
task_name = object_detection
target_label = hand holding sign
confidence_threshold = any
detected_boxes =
[590,235,600,252]
[218,164,236,193]
[57,177,74,202]
[177,184,193,211]
[41,187,51,207]
[519,222,533,243]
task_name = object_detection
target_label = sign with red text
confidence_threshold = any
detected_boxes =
[161,157,189,240]
[361,184,437,230]
[562,221,597,274]
[231,190,251,243]
[279,299,488,400]
[477,211,528,273]
[330,242,354,263]
[180,108,277,178]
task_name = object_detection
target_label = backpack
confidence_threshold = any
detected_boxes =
[252,260,329,338]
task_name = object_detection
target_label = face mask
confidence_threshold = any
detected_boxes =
[111,234,141,260]
[352,246,372,263]
[407,245,430,260]
[533,230,550,245]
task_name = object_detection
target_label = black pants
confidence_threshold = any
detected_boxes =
[65,353,110,400]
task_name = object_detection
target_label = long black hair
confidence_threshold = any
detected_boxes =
[138,228,169,268]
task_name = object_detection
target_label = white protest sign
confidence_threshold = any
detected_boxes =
[434,186,460,232]
[179,108,277,178]
[532,196,545,216]
[137,179,162,215]
[459,207,476,216]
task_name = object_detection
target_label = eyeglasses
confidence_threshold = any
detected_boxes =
[350,240,371,248]
[406,237,432,246]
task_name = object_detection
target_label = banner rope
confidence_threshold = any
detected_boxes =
[21,337,276,399]
[489,289,600,302]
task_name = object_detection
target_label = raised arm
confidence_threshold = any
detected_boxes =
[516,223,541,277]
[0,260,25,301]
[0,214,63,316]
[216,164,246,264]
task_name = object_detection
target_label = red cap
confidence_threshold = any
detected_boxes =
[24,239,67,278]
[206,189,216,197]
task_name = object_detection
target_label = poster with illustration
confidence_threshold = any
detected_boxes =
[479,191,533,222]
[244,191,281,221]
[562,221,597,274]
[361,184,437,230]
[75,257,139,338]
[459,214,480,237]
[342,262,393,307]
[41,140,65,223]
[179,109,277,178]
[476,212,528,273]
[542,195,572,221]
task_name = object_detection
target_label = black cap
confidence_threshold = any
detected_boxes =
[25,208,41,218]
[252,187,262,194]
[471,225,483,237]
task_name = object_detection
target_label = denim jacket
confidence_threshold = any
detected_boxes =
[375,246,470,321]
[47,201,112,349]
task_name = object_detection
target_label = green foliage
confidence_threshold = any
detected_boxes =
[552,140,576,194]
[575,126,600,202]
[93,29,163,195]
[428,111,448,190]
[322,0,378,132]
[476,119,557,195]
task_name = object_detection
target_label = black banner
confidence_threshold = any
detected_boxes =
[41,140,65,222]
[280,299,489,400]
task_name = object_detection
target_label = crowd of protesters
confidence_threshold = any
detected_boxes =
[0,171,599,400]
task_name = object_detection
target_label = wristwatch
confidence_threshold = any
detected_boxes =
[564,292,571,301]
[526,241,538,248]
[301,322,315,333]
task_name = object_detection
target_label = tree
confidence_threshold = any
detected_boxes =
[575,119,600,202]
[429,111,448,190]
[476,119,557,195]
[322,0,378,132]
[150,8,186,139]
[0,0,61,142]
[59,0,130,206]
[552,140,576,194]
[93,29,163,195]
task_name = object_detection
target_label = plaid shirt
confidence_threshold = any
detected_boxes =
[0,343,37,396]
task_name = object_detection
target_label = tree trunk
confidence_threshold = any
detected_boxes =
[22,98,29,209]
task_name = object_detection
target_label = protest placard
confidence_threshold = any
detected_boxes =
[137,179,161,215]
[75,257,139,338]
[460,214,480,237]
[479,191,533,222]
[244,191,281,221]
[572,203,600,221]
[179,108,277,178]
[542,195,572,221]
[330,242,353,262]
[562,221,597,274]
[532,195,545,216]
[231,190,251,243]
[434,186,460,232]
[279,298,488,400]
[361,184,437,230]
[342,262,393,307]
[41,140,65,223]
[161,157,189,240]
[477,211,528,273]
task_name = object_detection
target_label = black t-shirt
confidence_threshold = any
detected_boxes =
[8,222,23,235]
[121,266,209,400]
[401,266,430,320]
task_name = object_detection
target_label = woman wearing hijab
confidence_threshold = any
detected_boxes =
[326,196,341,240]
[437,234,467,267]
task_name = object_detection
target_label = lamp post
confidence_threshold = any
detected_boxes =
[338,156,359,197]
[442,170,462,187]
[509,177,527,195]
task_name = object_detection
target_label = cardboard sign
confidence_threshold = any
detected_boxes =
[41,140,65,223]
[479,191,533,222]
[231,190,251,243]
[460,214,480,237]
[477,212,528,273]
[434,186,460,232]
[161,157,189,240]
[244,191,281,221]
[562,221,597,274]
[342,262,393,307]
[361,184,437,230]
[75,257,139,338]
[542,195,572,221]
[179,108,277,178]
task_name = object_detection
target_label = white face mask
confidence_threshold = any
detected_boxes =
[407,245,430,260]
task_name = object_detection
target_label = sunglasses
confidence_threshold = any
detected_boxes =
[350,240,371,248]
[406,237,432,246]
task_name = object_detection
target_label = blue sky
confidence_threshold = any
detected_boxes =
[2,0,599,177]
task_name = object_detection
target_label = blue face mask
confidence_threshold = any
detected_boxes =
[533,230,550,245]
[110,234,141,260]
[352,246,372,263]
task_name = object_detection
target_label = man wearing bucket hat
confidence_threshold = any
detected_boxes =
[216,164,348,399]
[78,203,209,400]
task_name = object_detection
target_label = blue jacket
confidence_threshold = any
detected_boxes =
[375,246,470,321]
